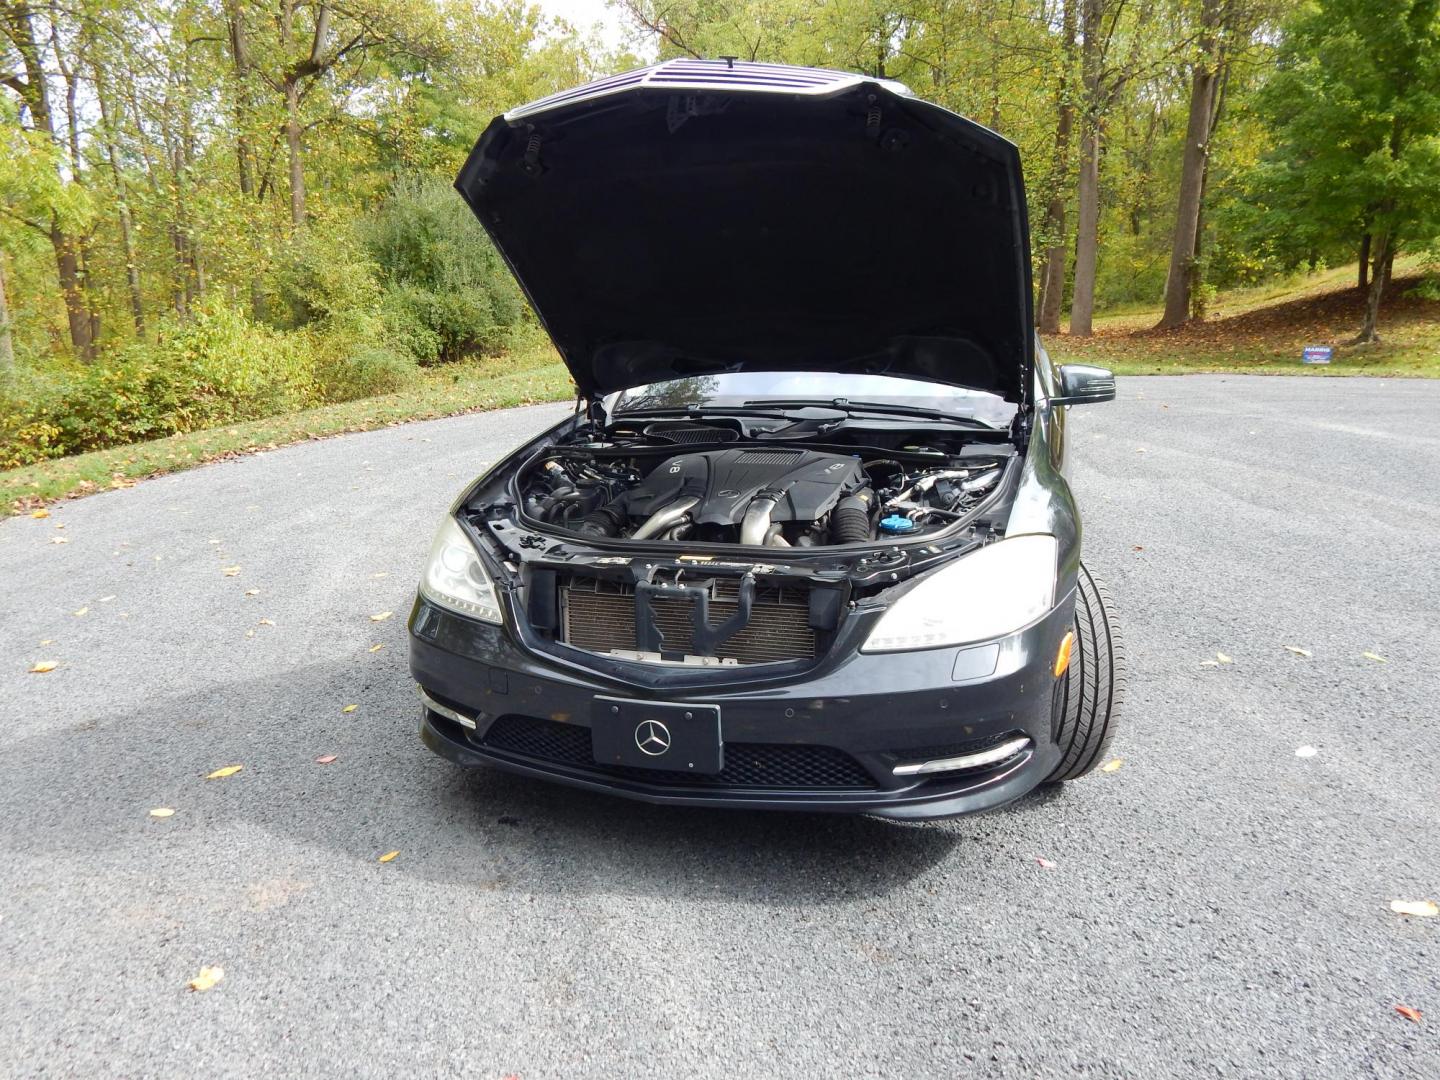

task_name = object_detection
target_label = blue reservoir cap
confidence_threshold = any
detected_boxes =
[879,514,915,533]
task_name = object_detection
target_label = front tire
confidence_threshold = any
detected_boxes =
[1047,562,1125,782]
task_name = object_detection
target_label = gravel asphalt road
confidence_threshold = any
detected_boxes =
[2,375,1438,1079]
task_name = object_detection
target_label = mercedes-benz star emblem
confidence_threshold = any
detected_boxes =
[634,719,672,756]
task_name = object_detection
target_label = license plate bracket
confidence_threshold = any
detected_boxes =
[591,696,723,774]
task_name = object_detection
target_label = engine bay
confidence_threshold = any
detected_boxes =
[459,413,1025,667]
[514,419,1013,550]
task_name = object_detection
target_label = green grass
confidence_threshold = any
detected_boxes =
[2,338,573,515]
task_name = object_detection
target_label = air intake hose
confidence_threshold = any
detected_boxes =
[832,490,874,544]
[576,506,624,538]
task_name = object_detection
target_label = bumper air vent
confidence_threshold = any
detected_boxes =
[482,715,876,790]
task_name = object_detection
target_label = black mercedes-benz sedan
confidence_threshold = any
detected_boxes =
[408,59,1123,820]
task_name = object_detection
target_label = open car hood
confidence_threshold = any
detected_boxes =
[456,60,1034,405]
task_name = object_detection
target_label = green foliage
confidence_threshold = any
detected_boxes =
[310,341,419,403]
[1250,0,1440,266]
[0,97,95,248]
[272,230,386,329]
[0,304,317,467]
[1093,227,1171,308]
[361,175,525,363]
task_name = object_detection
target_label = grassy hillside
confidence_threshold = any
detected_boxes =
[1050,260,1440,376]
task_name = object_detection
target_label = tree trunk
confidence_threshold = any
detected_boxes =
[1189,196,1208,320]
[285,79,306,228]
[1068,0,1104,338]
[1069,124,1101,336]
[0,255,14,372]
[1358,233,1370,290]
[1038,0,1077,335]
[56,24,102,352]
[1353,230,1392,344]
[1158,0,1220,329]
[94,66,145,335]
[1037,112,1073,333]
[226,1,267,320]
[51,225,97,359]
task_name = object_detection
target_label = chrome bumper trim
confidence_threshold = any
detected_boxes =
[417,686,477,730]
[892,736,1033,777]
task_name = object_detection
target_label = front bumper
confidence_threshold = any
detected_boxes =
[408,593,1074,820]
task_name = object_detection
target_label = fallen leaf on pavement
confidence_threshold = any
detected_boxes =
[30,508,50,519]
[188,966,224,992]
[205,765,243,780]
[1390,899,1438,918]
[150,808,175,818]
[1035,857,1056,869]
[1295,745,1318,758]
[1101,758,1124,773]
[244,588,259,597]
[1283,646,1312,658]
[342,704,358,714]
[315,754,338,765]
[370,611,392,622]
[258,618,274,626]
[73,607,87,616]
[1216,652,1233,664]
[29,661,57,673]
[1132,545,1144,552]
[1395,1005,1422,1023]
[378,850,400,863]
[221,566,241,576]
[368,643,384,653]
[1362,651,1388,663]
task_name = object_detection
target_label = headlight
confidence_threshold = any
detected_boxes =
[419,516,503,624]
[861,534,1058,652]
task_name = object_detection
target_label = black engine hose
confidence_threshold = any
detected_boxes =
[831,490,875,544]
[576,506,625,538]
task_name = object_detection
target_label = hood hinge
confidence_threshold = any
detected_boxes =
[1010,405,1032,448]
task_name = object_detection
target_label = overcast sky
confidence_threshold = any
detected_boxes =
[537,0,638,54]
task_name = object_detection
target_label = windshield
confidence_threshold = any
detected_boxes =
[611,372,1016,427]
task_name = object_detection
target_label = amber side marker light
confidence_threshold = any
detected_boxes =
[1054,631,1075,678]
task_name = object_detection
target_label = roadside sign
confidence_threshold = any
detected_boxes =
[1302,346,1333,364]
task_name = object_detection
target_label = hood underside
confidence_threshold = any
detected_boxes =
[455,60,1034,404]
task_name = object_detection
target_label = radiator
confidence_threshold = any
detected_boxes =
[560,575,816,664]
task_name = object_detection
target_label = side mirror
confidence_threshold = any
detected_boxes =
[1052,364,1116,406]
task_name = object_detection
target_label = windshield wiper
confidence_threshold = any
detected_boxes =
[612,404,838,422]
[741,398,998,429]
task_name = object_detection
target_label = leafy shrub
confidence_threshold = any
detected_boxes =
[0,303,317,468]
[271,229,386,329]
[311,341,418,402]
[362,175,525,362]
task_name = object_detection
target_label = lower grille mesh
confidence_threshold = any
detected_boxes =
[561,576,816,664]
[482,715,876,790]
